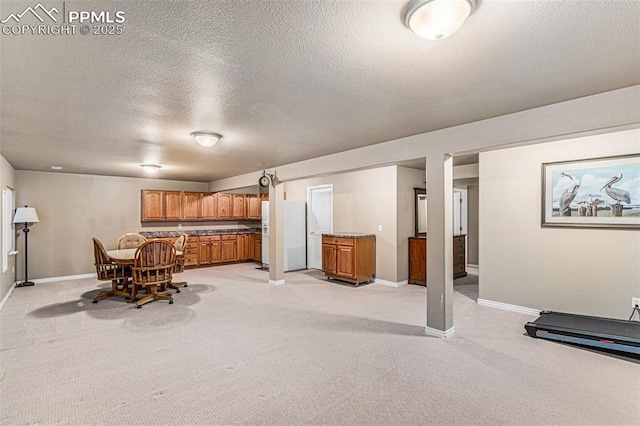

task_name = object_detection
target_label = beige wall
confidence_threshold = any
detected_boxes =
[479,129,640,319]
[15,171,219,279]
[397,166,426,282]
[283,166,399,282]
[1,155,16,302]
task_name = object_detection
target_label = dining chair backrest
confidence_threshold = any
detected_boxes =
[93,237,127,281]
[132,240,176,287]
[116,233,147,250]
[173,234,188,273]
[174,233,188,252]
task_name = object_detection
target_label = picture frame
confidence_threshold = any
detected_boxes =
[541,153,640,229]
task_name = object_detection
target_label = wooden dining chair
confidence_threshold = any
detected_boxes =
[116,233,147,249]
[92,237,132,303]
[169,233,188,292]
[131,240,176,308]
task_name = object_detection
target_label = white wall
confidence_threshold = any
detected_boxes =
[284,166,399,282]
[479,129,640,319]
[0,155,16,303]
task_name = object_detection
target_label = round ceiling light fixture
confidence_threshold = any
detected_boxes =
[141,164,161,174]
[403,0,479,41]
[191,131,223,147]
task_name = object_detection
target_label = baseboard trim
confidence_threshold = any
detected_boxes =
[33,273,97,284]
[477,298,540,316]
[467,263,479,268]
[374,279,408,288]
[424,325,456,339]
[268,279,285,286]
[0,282,17,311]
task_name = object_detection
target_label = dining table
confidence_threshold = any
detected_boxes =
[106,248,185,295]
[106,248,184,264]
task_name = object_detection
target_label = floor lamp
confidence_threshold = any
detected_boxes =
[13,206,40,287]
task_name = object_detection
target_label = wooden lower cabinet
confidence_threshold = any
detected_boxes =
[322,234,375,286]
[236,234,255,261]
[408,235,467,285]
[221,235,237,262]
[321,243,337,275]
[183,240,199,267]
[199,235,221,265]
[245,234,254,260]
[150,233,262,269]
[254,234,262,263]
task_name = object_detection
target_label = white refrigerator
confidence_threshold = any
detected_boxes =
[262,201,307,271]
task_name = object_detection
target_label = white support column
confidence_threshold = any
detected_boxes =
[268,183,285,285]
[425,154,455,337]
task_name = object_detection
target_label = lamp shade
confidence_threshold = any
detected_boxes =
[404,0,478,40]
[13,206,39,224]
[191,131,222,147]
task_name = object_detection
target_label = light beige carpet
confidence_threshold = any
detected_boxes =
[1,264,638,425]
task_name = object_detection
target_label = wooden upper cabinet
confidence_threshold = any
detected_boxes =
[164,191,183,221]
[183,192,201,220]
[246,195,261,220]
[217,193,233,219]
[141,190,164,221]
[201,193,217,220]
[141,190,261,222]
[232,195,246,219]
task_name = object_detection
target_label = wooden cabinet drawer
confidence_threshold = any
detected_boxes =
[199,235,221,243]
[184,254,199,267]
[221,234,237,241]
[184,246,199,255]
[322,236,354,246]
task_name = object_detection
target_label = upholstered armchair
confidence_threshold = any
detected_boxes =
[92,237,132,303]
[169,233,189,292]
[131,240,175,308]
[116,233,147,249]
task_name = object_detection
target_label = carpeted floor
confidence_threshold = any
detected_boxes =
[1,264,638,425]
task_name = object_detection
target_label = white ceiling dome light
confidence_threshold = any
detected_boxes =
[403,0,479,41]
[141,164,161,174]
[191,131,223,147]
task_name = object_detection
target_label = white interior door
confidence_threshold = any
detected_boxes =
[453,188,468,235]
[307,185,333,269]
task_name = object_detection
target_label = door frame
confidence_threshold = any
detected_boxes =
[307,184,333,269]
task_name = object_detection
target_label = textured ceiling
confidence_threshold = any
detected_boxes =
[1,0,639,182]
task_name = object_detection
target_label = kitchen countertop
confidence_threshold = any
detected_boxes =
[322,232,375,239]
[141,228,261,238]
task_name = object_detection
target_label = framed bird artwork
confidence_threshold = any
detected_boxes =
[541,153,640,229]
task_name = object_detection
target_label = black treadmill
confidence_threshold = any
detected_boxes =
[525,311,640,355]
